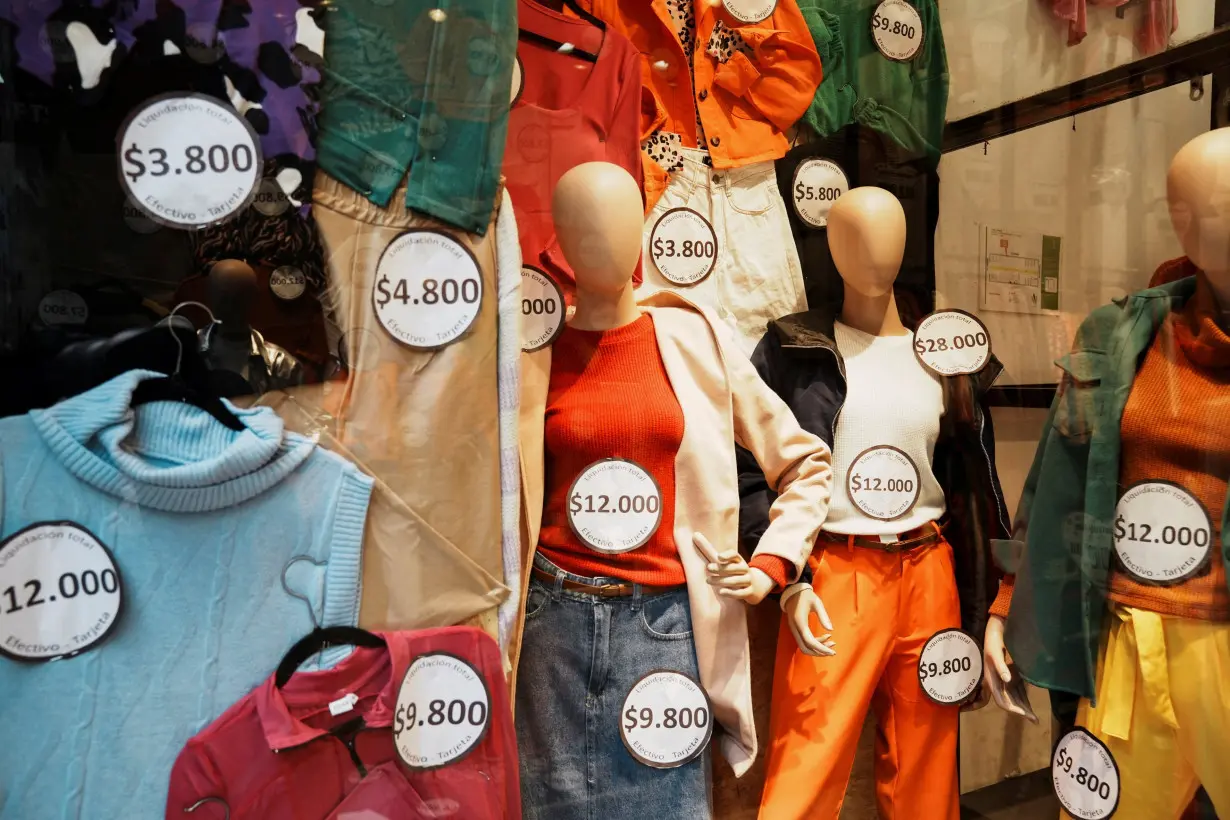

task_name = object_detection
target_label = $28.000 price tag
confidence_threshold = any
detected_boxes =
[912,310,992,376]
[373,230,484,350]
[792,159,849,228]
[520,266,565,352]
[620,670,713,769]
[917,629,983,705]
[568,459,663,554]
[846,446,920,521]
[1113,480,1213,585]
[0,522,123,662]
[118,93,262,229]
[871,0,924,61]
[394,652,491,770]
[649,208,718,286]
[1052,728,1120,819]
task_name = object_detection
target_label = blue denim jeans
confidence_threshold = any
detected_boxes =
[515,554,712,820]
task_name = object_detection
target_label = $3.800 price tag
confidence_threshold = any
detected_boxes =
[917,629,982,705]
[620,670,713,768]
[1052,728,1120,819]
[1113,480,1213,585]
[649,208,718,286]
[871,0,924,61]
[912,310,991,376]
[520,265,565,352]
[846,446,920,521]
[373,230,484,350]
[568,459,663,554]
[394,652,491,770]
[118,93,262,229]
[792,159,849,228]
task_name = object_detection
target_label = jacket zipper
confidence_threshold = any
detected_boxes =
[342,734,369,778]
[974,378,1011,537]
[816,343,847,441]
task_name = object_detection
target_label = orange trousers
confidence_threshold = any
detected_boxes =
[759,535,962,820]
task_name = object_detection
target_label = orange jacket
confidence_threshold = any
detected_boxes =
[578,0,822,208]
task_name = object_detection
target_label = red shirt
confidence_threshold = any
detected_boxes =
[165,627,519,820]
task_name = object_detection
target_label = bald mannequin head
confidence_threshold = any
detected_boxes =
[1167,127,1230,281]
[827,187,907,299]
[552,162,644,295]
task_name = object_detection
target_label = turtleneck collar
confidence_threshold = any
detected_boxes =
[1175,270,1230,369]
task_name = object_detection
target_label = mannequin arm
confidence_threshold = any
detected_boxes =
[780,584,836,656]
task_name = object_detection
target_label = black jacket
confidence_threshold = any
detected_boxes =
[737,308,1011,641]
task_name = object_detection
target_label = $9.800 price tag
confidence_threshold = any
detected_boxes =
[620,670,713,768]
[792,159,849,228]
[118,93,262,229]
[520,265,565,352]
[649,208,718,286]
[871,0,924,61]
[568,459,663,554]
[1113,480,1213,585]
[1052,728,1120,819]
[846,446,920,521]
[394,652,491,770]
[917,629,983,705]
[913,310,991,376]
[373,230,484,350]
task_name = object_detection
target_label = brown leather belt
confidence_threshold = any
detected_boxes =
[531,567,684,598]
[818,521,945,553]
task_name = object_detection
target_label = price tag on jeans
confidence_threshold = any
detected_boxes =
[520,265,565,352]
[1113,481,1213,585]
[913,310,991,376]
[871,0,924,61]
[269,266,306,301]
[649,208,718,286]
[722,0,776,23]
[918,629,983,705]
[0,522,123,662]
[1052,728,1120,819]
[620,670,713,768]
[373,229,484,350]
[117,93,262,229]
[38,290,89,327]
[394,652,491,770]
[846,446,920,521]
[792,158,849,228]
[567,459,663,554]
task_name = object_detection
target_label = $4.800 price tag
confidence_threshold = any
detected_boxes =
[373,230,484,350]
[917,629,983,705]
[568,459,663,554]
[1052,729,1120,819]
[913,310,991,376]
[846,446,920,521]
[520,266,565,352]
[1113,481,1213,585]
[649,208,718,286]
[394,652,491,770]
[792,159,849,228]
[118,93,262,229]
[0,522,123,662]
[871,0,924,61]
[620,670,713,769]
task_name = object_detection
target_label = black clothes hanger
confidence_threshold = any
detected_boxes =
[561,0,606,30]
[274,626,388,689]
[518,28,600,63]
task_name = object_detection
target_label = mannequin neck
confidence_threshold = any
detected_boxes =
[570,281,641,331]
[839,286,907,336]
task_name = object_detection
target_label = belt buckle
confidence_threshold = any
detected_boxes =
[597,584,626,598]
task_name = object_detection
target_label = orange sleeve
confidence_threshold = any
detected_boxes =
[749,554,794,590]
[989,574,1016,619]
[638,82,670,212]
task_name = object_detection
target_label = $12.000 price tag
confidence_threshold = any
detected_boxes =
[917,629,983,705]
[118,93,262,229]
[871,0,924,61]
[1052,728,1120,819]
[792,158,849,228]
[0,522,123,662]
[394,652,491,770]
[912,310,992,376]
[1113,480,1213,585]
[269,266,306,301]
[620,670,713,769]
[373,230,484,350]
[568,459,663,554]
[649,208,718,286]
[520,266,566,352]
[846,446,920,521]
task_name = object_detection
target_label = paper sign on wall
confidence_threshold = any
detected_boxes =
[980,226,1062,315]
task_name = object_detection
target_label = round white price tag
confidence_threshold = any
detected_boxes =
[512,54,525,106]
[871,0,924,62]
[567,459,663,554]
[913,310,992,376]
[649,208,718,286]
[1052,728,1120,819]
[1113,481,1213,585]
[117,93,262,229]
[792,158,849,228]
[917,629,983,705]
[722,0,776,24]
[38,290,89,327]
[251,177,290,217]
[269,266,306,301]
[372,229,484,350]
[0,522,123,662]
[393,652,491,770]
[846,446,921,521]
[620,670,713,769]
[520,265,566,352]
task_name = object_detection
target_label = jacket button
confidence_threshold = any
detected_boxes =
[698,89,708,101]
[710,136,720,147]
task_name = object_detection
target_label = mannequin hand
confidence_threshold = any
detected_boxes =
[782,586,837,657]
[693,533,774,604]
[983,615,1038,722]
[962,678,992,712]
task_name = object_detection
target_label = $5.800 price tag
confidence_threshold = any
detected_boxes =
[1052,729,1120,819]
[568,459,663,555]
[1113,481,1213,585]
[394,652,491,770]
[846,446,920,521]
[118,93,262,229]
[649,208,718,286]
[913,310,992,376]
[373,230,484,350]
[871,0,924,61]
[917,629,983,705]
[620,670,713,769]
[520,266,565,352]
[792,159,849,228]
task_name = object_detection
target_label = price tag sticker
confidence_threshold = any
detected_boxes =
[620,670,713,769]
[0,522,123,663]
[567,459,663,554]
[722,0,776,24]
[520,265,566,352]
[649,208,718,286]
[846,446,920,521]
[1113,481,1213,585]
[871,0,924,62]
[1052,728,1120,819]
[373,229,484,350]
[917,628,983,705]
[38,290,89,327]
[913,310,992,376]
[393,652,491,770]
[269,266,306,301]
[792,158,849,228]
[117,93,262,230]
